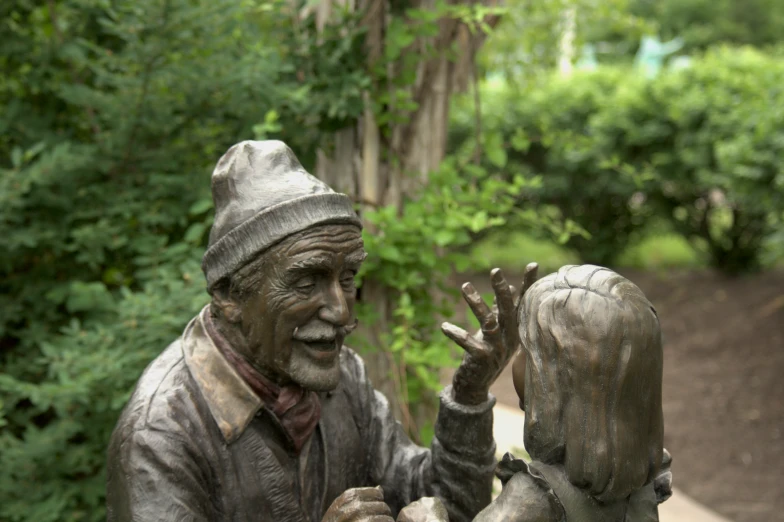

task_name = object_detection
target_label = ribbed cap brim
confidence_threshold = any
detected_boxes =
[202,192,361,288]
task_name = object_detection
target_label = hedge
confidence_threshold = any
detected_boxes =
[451,46,784,272]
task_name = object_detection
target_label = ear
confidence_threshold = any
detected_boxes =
[211,287,242,324]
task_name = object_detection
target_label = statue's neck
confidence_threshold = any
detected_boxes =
[207,306,288,386]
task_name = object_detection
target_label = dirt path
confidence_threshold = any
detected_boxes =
[451,268,784,522]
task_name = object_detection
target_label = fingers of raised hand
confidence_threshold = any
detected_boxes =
[523,262,539,294]
[490,268,517,349]
[441,322,487,358]
[490,268,515,328]
[515,262,539,309]
[461,282,497,332]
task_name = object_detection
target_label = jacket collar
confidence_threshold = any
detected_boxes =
[182,306,262,443]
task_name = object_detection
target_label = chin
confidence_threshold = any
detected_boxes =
[299,371,341,392]
[286,355,342,392]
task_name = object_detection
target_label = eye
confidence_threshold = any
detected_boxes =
[340,270,357,289]
[293,276,316,293]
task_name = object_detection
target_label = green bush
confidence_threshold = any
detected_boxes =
[451,46,784,273]
[639,47,784,273]
[631,0,784,52]
[451,68,655,266]
[355,156,537,444]
[593,46,784,273]
[0,2,541,518]
[0,1,316,519]
[583,0,784,61]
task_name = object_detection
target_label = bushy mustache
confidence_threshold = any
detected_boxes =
[292,319,358,342]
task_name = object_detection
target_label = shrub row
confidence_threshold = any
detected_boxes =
[0,1,363,519]
[451,46,784,273]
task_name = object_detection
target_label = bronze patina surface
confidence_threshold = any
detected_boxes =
[106,140,527,522]
[475,265,672,522]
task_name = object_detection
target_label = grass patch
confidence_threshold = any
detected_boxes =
[470,229,707,275]
[617,233,704,270]
[470,231,580,275]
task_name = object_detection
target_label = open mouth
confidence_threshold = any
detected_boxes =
[304,340,336,352]
[298,339,339,362]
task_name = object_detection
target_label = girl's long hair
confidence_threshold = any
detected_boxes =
[519,265,663,503]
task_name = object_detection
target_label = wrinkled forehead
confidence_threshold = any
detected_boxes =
[279,224,365,262]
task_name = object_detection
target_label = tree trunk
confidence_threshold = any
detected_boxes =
[305,0,501,435]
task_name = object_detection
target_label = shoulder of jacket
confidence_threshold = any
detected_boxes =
[113,340,208,442]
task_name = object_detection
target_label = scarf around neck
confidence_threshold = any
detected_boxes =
[203,311,322,455]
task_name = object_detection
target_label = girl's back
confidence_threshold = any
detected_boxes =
[475,454,660,522]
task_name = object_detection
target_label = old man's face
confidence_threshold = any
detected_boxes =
[235,224,365,391]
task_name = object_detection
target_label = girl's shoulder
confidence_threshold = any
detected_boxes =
[474,453,565,522]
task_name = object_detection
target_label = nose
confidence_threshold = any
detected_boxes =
[318,279,350,326]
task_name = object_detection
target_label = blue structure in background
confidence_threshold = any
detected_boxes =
[576,44,598,71]
[634,35,685,77]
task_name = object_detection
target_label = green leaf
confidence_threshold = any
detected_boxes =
[188,199,213,216]
[511,128,530,152]
[485,131,507,168]
[184,222,207,245]
[470,211,490,232]
[10,147,22,168]
[377,244,403,263]
[65,282,114,313]
[433,230,455,247]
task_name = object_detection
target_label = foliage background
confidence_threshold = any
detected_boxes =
[1,0,783,520]
[0,0,324,518]
[0,0,534,517]
[451,46,784,271]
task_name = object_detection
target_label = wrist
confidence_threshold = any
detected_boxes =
[451,382,489,406]
[436,385,496,458]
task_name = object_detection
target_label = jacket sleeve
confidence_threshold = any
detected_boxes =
[106,427,216,522]
[344,349,497,522]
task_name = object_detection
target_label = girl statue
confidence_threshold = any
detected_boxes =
[475,264,670,522]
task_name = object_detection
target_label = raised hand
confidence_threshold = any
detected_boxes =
[442,264,538,406]
[322,487,394,522]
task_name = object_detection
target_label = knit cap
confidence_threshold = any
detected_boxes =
[201,140,361,289]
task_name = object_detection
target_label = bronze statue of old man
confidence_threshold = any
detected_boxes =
[106,141,528,522]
